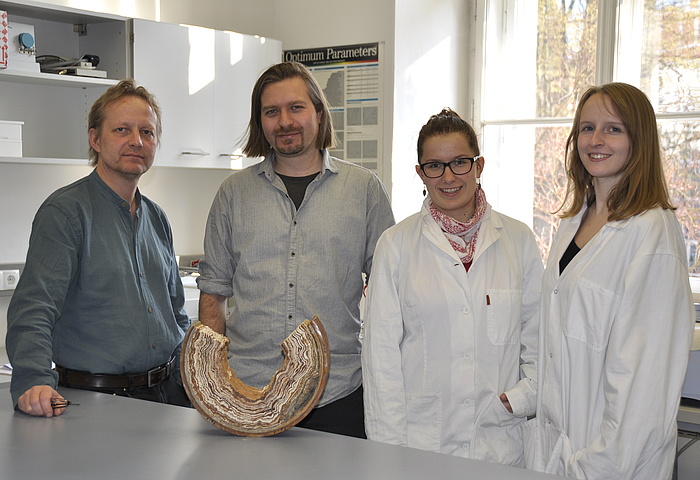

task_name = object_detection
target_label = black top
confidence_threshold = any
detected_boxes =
[559,237,581,275]
[278,172,319,210]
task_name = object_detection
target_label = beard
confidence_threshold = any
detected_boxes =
[272,128,307,157]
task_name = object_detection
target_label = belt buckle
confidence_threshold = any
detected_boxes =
[147,365,163,388]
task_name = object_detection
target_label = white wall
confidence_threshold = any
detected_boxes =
[392,0,471,221]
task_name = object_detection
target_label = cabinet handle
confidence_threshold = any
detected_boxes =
[219,153,242,159]
[180,150,210,156]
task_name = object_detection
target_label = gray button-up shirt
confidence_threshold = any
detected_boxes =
[6,171,189,406]
[198,150,394,406]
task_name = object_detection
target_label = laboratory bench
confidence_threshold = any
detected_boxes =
[0,384,564,480]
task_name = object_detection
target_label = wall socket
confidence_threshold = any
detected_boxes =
[0,264,23,296]
[0,270,20,290]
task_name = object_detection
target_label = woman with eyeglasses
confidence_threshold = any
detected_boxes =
[362,108,543,465]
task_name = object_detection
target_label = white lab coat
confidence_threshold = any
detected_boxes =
[524,207,695,479]
[362,200,542,465]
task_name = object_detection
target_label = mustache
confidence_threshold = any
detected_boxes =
[274,126,301,135]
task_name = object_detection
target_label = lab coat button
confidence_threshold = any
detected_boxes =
[463,399,472,407]
[462,308,470,315]
[548,352,553,358]
[553,289,558,294]
[463,353,471,360]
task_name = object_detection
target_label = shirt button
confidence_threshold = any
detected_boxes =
[291,252,295,257]
[139,272,144,277]
[151,343,156,349]
[288,314,293,319]
[289,283,294,288]
[147,307,153,313]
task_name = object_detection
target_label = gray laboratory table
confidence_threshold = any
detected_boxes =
[0,384,563,480]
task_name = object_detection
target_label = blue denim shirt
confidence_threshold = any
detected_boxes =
[6,170,190,406]
[198,150,395,406]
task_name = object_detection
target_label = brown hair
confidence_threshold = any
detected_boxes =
[243,62,334,158]
[417,108,480,162]
[87,79,162,166]
[559,82,674,219]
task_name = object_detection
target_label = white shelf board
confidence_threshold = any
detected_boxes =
[0,69,119,88]
[0,156,90,166]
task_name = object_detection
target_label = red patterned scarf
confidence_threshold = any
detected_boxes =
[429,187,487,271]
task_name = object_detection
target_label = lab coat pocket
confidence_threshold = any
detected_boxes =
[405,392,442,452]
[562,278,618,352]
[486,289,522,345]
[522,418,543,471]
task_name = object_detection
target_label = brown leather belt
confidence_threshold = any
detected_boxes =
[56,358,174,390]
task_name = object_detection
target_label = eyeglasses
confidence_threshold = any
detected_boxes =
[418,156,481,178]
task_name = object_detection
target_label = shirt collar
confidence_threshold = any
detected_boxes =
[88,169,141,213]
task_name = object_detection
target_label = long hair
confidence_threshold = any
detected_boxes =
[243,62,334,158]
[559,82,674,219]
[87,79,162,166]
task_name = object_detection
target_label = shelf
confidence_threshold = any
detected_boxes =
[0,156,90,166]
[0,69,119,87]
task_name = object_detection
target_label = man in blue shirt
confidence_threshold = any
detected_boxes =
[6,79,191,416]
[197,62,394,437]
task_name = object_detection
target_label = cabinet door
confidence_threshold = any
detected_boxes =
[213,31,281,169]
[132,19,216,168]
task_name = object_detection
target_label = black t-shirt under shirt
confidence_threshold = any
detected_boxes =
[278,172,319,210]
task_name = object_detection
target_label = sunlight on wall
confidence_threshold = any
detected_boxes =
[187,25,215,96]
[393,36,457,222]
[227,31,243,66]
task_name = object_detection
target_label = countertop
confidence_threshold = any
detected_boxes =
[0,385,564,480]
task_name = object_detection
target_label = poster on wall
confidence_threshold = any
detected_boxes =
[283,42,383,177]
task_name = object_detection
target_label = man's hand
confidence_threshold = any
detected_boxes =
[17,385,66,417]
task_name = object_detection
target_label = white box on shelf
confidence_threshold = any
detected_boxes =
[0,120,23,156]
[6,22,40,73]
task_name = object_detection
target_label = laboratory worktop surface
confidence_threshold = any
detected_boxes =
[0,385,564,480]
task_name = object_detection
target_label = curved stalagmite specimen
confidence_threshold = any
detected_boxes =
[181,316,330,436]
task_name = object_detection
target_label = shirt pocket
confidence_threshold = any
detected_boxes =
[486,289,522,345]
[562,278,618,352]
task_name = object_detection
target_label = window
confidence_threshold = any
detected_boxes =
[475,0,700,275]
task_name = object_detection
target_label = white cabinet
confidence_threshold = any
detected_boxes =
[132,19,282,169]
[0,0,130,165]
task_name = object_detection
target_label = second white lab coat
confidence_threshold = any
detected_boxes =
[362,201,542,465]
[523,207,695,480]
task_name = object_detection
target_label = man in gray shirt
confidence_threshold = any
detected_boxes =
[6,80,190,416]
[197,62,394,438]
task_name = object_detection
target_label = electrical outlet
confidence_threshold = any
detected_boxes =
[0,269,20,290]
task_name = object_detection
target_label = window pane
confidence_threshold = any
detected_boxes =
[537,0,598,118]
[640,0,700,113]
[660,119,700,274]
[532,126,570,260]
